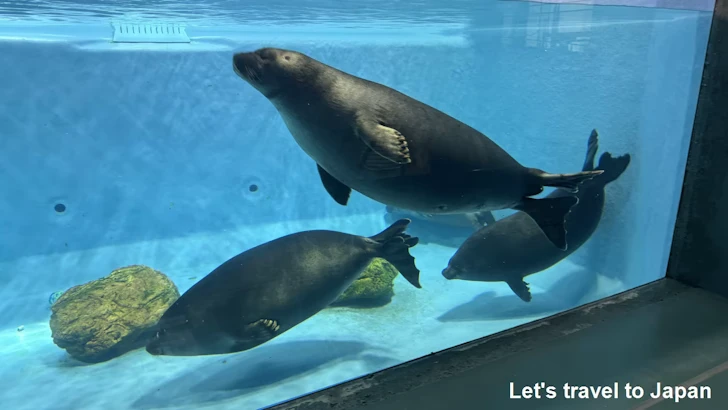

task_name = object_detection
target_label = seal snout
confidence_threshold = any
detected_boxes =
[232,52,261,82]
[145,338,163,355]
[441,266,459,279]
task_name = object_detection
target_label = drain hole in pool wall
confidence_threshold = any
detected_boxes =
[241,176,265,203]
[54,203,67,213]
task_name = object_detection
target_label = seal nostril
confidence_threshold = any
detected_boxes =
[54,203,66,213]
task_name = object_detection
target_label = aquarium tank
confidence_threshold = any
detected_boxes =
[0,0,715,409]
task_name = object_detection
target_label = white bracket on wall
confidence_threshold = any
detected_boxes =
[111,23,191,43]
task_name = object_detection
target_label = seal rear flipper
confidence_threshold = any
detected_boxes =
[595,152,631,184]
[513,196,578,251]
[317,164,352,206]
[354,115,412,169]
[506,278,532,302]
[582,129,600,172]
[369,219,422,289]
[370,218,410,242]
[530,168,604,193]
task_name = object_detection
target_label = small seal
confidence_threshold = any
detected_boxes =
[232,48,603,250]
[441,129,631,302]
[145,219,421,356]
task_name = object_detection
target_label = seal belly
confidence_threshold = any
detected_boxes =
[278,106,526,213]
[277,106,371,182]
[358,174,524,213]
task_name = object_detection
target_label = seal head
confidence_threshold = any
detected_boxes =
[233,48,318,100]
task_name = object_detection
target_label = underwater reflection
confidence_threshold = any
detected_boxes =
[438,267,597,322]
[133,339,396,409]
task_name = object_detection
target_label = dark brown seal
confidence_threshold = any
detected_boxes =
[145,219,420,356]
[232,48,603,250]
[442,130,631,302]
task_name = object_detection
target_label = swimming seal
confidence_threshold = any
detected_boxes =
[441,129,631,302]
[145,219,421,356]
[232,47,603,250]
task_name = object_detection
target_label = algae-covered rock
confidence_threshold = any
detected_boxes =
[331,258,399,308]
[49,265,179,363]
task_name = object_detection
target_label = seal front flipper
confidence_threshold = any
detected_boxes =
[243,318,281,341]
[467,211,496,227]
[478,211,497,225]
[513,196,578,251]
[317,164,352,205]
[506,278,532,302]
[354,114,412,170]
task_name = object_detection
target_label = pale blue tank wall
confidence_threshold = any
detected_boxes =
[0,3,712,328]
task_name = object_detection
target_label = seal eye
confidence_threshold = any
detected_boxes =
[284,55,290,61]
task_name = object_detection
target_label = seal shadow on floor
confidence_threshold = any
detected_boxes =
[132,339,397,409]
[437,267,598,322]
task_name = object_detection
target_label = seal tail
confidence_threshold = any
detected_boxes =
[595,152,631,184]
[369,219,422,289]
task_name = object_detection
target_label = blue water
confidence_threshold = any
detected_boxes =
[0,0,714,409]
